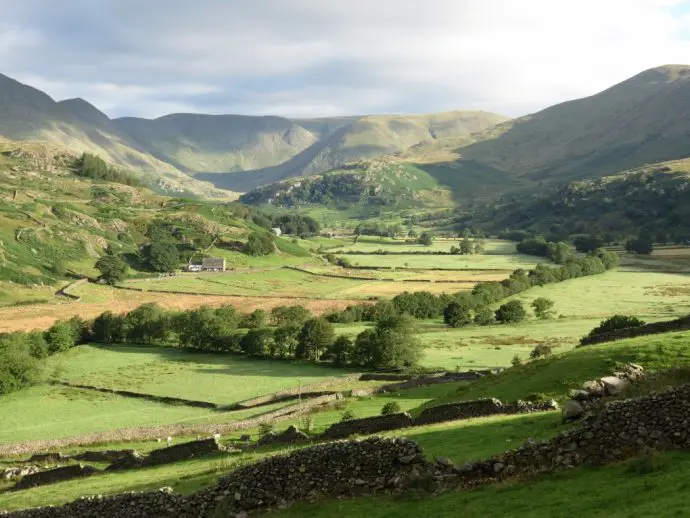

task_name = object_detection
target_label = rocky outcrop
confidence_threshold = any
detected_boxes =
[321,413,415,439]
[2,467,39,481]
[14,464,99,490]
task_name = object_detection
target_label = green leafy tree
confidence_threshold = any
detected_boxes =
[352,315,423,369]
[460,237,473,255]
[245,232,275,256]
[625,235,654,255]
[124,303,169,344]
[91,311,126,343]
[243,309,268,329]
[0,336,40,395]
[44,321,76,353]
[95,254,128,285]
[145,240,179,272]
[443,302,472,328]
[573,235,605,253]
[418,232,433,246]
[273,325,301,358]
[296,318,335,361]
[240,328,275,357]
[495,300,527,324]
[531,297,555,319]
[530,344,553,359]
[271,305,312,327]
[586,315,646,339]
[326,335,354,366]
[474,307,496,326]
[474,238,486,254]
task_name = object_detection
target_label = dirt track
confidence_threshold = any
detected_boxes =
[0,290,367,333]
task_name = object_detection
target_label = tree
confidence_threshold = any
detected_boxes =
[351,315,423,369]
[296,318,335,361]
[625,235,654,255]
[460,236,473,255]
[44,321,76,353]
[443,302,472,328]
[271,305,312,327]
[95,254,128,285]
[326,335,354,366]
[495,300,527,324]
[573,235,605,253]
[474,307,496,326]
[418,232,433,246]
[240,328,275,357]
[144,240,179,272]
[243,309,268,329]
[91,311,126,344]
[124,303,169,344]
[407,229,418,239]
[245,232,275,256]
[0,336,40,395]
[531,297,555,319]
[273,325,301,358]
[474,238,486,254]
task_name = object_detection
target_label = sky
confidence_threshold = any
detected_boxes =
[1,0,689,119]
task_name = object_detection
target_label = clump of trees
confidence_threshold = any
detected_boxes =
[95,251,128,285]
[626,234,654,255]
[245,232,275,256]
[75,153,142,187]
[516,237,575,264]
[495,300,527,324]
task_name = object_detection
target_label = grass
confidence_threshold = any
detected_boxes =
[339,253,543,270]
[333,238,520,255]
[426,329,690,406]
[273,450,690,518]
[46,345,352,405]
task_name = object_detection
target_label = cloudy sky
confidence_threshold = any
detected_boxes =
[1,0,689,119]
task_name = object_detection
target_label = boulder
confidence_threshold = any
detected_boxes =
[569,389,592,401]
[581,380,604,396]
[562,400,585,422]
[600,376,629,396]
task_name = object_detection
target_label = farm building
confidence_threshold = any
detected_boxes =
[272,227,282,236]
[201,257,226,272]
[185,264,202,272]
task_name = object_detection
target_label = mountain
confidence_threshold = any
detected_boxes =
[114,114,319,173]
[198,111,509,191]
[459,65,690,183]
[0,74,227,197]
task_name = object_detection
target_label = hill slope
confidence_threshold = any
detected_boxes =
[199,111,509,191]
[460,65,690,183]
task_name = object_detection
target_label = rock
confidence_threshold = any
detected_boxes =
[562,400,585,422]
[581,380,604,396]
[493,462,505,473]
[569,389,592,401]
[397,454,418,465]
[435,457,455,469]
[600,376,629,396]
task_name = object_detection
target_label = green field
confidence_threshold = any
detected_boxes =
[333,238,519,255]
[47,345,351,405]
[338,253,544,270]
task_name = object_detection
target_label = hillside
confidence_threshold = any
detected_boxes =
[475,158,690,240]
[459,65,690,183]
[198,111,509,191]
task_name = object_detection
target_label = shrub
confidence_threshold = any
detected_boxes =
[340,410,356,422]
[531,297,555,319]
[91,311,126,343]
[381,401,402,415]
[245,232,275,256]
[529,344,553,359]
[418,232,433,246]
[511,354,522,367]
[124,303,170,344]
[443,301,472,328]
[326,335,354,366]
[0,336,41,395]
[44,321,76,353]
[243,309,268,329]
[586,315,646,339]
[625,235,654,255]
[474,307,495,326]
[495,300,527,324]
[258,422,275,438]
[240,328,275,357]
[271,305,312,327]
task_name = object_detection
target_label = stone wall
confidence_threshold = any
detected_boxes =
[321,413,415,439]
[108,439,222,471]
[73,450,137,464]
[579,315,690,346]
[3,438,425,517]
[415,398,558,426]
[14,464,99,490]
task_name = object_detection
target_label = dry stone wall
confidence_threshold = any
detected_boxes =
[322,413,415,439]
[13,464,99,490]
[2,438,426,518]
[415,398,558,426]
[108,439,222,471]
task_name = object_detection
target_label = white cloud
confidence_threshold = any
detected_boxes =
[1,0,689,117]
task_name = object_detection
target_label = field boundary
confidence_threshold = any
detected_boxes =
[285,266,481,284]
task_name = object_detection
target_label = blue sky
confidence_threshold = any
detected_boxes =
[1,0,689,119]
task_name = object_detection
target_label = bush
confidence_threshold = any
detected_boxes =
[585,315,646,339]
[245,232,275,256]
[529,344,553,359]
[0,336,41,395]
[495,300,527,324]
[44,321,76,353]
[271,305,312,327]
[418,232,433,246]
[511,354,522,367]
[474,307,495,326]
[243,309,268,329]
[240,328,275,357]
[381,402,402,415]
[531,297,555,319]
[443,302,472,328]
[124,303,170,344]
[91,311,126,343]
[258,422,275,438]
[625,235,654,255]
[340,410,356,422]
[351,315,423,369]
